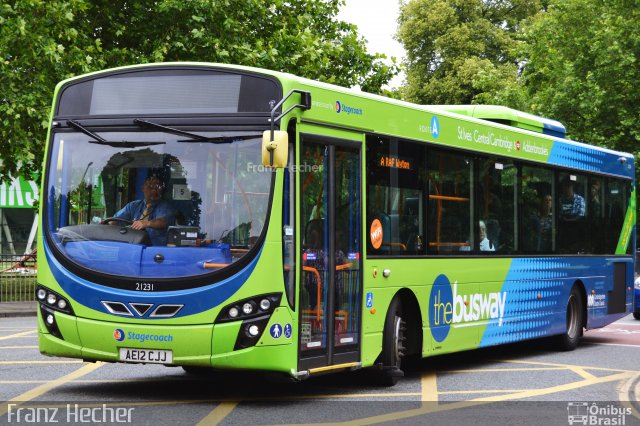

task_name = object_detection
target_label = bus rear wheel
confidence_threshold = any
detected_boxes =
[555,285,584,351]
[633,311,640,321]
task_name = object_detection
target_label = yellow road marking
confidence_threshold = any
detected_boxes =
[445,367,566,373]
[568,367,596,380]
[439,389,528,395]
[291,392,420,400]
[470,371,634,402]
[196,402,239,426]
[0,346,38,349]
[421,370,438,402]
[497,359,634,373]
[1,381,50,384]
[0,362,103,417]
[618,373,640,421]
[0,360,83,364]
[278,369,637,425]
[0,330,36,341]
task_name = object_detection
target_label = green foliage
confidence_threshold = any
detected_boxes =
[397,0,540,105]
[0,0,398,179]
[521,0,640,156]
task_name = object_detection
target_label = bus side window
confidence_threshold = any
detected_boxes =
[366,136,426,255]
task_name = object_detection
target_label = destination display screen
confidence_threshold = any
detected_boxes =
[56,68,280,116]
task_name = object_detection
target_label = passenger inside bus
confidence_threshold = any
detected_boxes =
[536,193,553,252]
[111,175,176,245]
[560,176,586,220]
[460,220,496,252]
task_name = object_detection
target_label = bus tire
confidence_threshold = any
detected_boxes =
[555,285,584,351]
[377,296,406,386]
[633,311,640,321]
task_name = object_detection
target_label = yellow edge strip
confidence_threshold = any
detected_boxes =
[308,362,361,375]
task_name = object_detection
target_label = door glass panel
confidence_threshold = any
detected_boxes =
[300,143,328,352]
[334,147,361,349]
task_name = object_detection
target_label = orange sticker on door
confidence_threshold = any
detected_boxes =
[370,219,383,249]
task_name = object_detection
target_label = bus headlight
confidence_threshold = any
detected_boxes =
[215,293,282,323]
[215,294,282,351]
[37,288,47,300]
[47,293,57,305]
[36,286,74,341]
[242,302,255,315]
[259,298,271,311]
[234,315,271,350]
[39,305,63,339]
[35,286,74,315]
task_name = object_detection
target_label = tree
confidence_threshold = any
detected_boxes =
[0,0,397,179]
[521,0,640,156]
[397,0,540,105]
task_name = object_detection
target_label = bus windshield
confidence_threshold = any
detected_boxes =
[45,129,272,280]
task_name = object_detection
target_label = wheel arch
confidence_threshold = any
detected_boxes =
[392,287,423,358]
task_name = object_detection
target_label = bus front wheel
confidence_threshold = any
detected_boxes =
[555,286,584,351]
[376,297,406,386]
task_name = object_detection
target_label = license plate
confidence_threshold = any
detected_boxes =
[119,348,172,364]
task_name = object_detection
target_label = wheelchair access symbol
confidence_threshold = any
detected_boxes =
[366,292,374,309]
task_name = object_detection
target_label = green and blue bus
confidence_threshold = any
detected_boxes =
[37,63,635,384]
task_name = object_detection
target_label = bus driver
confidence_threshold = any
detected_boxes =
[112,175,176,245]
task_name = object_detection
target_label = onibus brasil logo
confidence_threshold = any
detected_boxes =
[429,274,507,342]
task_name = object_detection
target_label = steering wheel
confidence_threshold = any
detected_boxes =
[100,217,133,226]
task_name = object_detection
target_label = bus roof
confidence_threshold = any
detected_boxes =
[435,105,567,139]
[53,62,634,179]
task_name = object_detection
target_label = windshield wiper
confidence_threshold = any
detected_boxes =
[67,120,106,142]
[133,119,259,143]
[88,140,166,148]
[67,120,165,147]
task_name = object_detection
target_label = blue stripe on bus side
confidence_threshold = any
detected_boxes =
[547,142,633,178]
[479,257,630,347]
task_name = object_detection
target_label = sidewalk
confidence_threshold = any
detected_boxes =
[0,301,37,317]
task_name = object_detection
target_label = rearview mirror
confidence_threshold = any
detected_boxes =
[262,130,289,168]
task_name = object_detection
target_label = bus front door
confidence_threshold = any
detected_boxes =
[299,136,362,372]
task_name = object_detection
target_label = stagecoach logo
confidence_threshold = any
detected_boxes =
[335,100,363,116]
[113,328,125,342]
[429,274,508,342]
[112,329,174,343]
